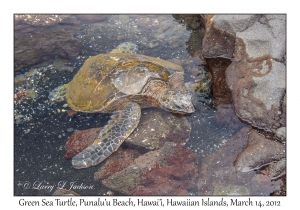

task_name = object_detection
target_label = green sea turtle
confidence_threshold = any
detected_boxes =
[50,42,196,169]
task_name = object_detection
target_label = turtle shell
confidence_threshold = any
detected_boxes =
[66,53,183,113]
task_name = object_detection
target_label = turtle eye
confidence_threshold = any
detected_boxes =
[174,103,182,109]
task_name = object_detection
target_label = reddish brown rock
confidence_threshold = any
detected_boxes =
[202,25,235,59]
[205,57,233,105]
[14,89,27,104]
[64,128,102,159]
[201,15,254,59]
[201,15,237,106]
[102,142,198,195]
[94,148,140,180]
[199,14,215,30]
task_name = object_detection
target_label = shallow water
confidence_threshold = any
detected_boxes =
[14,14,284,196]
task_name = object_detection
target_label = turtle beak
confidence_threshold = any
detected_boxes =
[187,105,195,113]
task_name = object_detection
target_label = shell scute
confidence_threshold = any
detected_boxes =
[66,53,184,113]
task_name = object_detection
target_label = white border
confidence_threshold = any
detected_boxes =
[4,0,298,209]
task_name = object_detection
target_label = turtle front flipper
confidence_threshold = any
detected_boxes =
[72,102,141,169]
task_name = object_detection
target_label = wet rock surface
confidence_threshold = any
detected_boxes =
[201,14,286,132]
[205,58,232,105]
[94,148,140,180]
[201,15,237,105]
[63,108,194,195]
[64,127,103,159]
[197,127,254,195]
[239,15,286,60]
[75,15,109,23]
[250,173,283,195]
[225,16,286,132]
[214,104,245,131]
[125,108,191,151]
[274,127,286,143]
[213,15,260,35]
[214,184,250,196]
[64,108,191,158]
[15,21,82,71]
[52,58,75,72]
[267,158,286,180]
[199,16,286,194]
[14,15,71,28]
[14,15,112,71]
[234,129,286,172]
[101,142,198,195]
[226,41,286,132]
[197,126,285,195]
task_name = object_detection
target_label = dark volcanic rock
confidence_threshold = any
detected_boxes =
[15,27,82,71]
[205,57,233,105]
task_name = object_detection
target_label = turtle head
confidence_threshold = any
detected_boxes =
[160,90,195,114]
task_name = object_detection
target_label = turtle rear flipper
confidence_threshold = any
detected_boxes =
[72,102,141,169]
[49,84,69,102]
